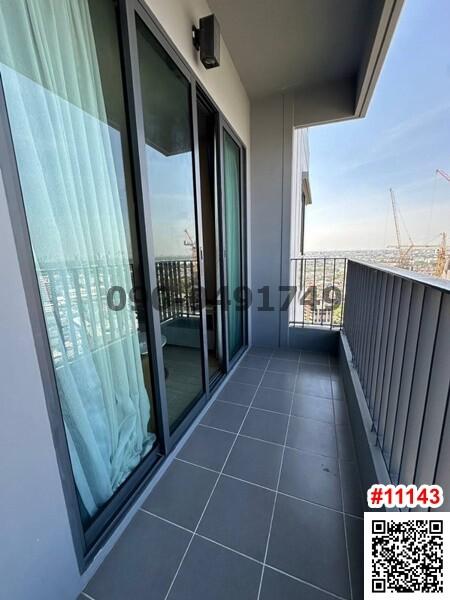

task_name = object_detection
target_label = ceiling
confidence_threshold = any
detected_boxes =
[208,0,385,100]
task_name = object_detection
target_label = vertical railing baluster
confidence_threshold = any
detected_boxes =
[341,258,347,329]
[183,261,189,317]
[321,257,326,326]
[330,258,336,330]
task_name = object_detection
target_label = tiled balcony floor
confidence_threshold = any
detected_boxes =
[82,347,365,600]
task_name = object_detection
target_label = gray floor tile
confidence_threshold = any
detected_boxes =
[252,387,292,415]
[224,435,283,489]
[240,354,270,370]
[279,447,342,511]
[262,371,296,392]
[340,460,365,517]
[248,346,273,357]
[198,476,274,561]
[202,401,248,433]
[300,351,330,365]
[295,375,333,398]
[345,515,363,600]
[330,367,341,382]
[260,567,333,600]
[287,415,337,457]
[217,381,257,406]
[231,367,264,385]
[241,408,289,445]
[333,399,350,425]
[299,362,331,378]
[168,536,262,600]
[272,347,301,360]
[267,495,350,598]
[143,460,218,530]
[177,426,234,471]
[332,379,346,400]
[292,394,334,423]
[85,512,190,600]
[267,358,298,374]
[336,424,356,461]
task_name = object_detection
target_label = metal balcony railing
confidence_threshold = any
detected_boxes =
[343,260,450,507]
[155,259,200,322]
[290,257,347,329]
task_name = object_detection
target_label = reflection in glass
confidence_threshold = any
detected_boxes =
[223,132,244,358]
[197,100,223,382]
[0,0,158,527]
[136,18,204,432]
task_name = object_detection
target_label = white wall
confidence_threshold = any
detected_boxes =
[0,170,81,600]
[0,2,250,600]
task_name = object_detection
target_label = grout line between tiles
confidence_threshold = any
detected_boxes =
[267,565,347,600]
[266,565,348,600]
[139,508,193,534]
[174,455,363,520]
[331,354,353,600]
[256,349,300,600]
[139,505,347,600]
[162,350,275,600]
[216,396,337,425]
[198,421,357,463]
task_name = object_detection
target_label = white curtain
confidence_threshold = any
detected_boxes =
[0,0,155,518]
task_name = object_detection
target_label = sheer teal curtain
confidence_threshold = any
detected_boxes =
[224,132,243,358]
[0,0,155,519]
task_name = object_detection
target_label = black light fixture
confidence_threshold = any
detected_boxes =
[192,14,220,69]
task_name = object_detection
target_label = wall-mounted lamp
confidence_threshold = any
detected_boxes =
[192,15,220,69]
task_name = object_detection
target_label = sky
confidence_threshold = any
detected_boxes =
[305,0,450,251]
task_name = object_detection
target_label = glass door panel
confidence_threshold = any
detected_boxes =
[136,18,204,432]
[223,131,244,359]
[197,97,223,383]
[0,0,159,529]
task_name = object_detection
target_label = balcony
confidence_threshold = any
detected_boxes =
[77,258,448,600]
[0,2,425,599]
[81,346,363,600]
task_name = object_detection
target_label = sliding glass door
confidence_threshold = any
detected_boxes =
[222,130,246,360]
[0,0,247,559]
[0,0,160,532]
[135,17,205,432]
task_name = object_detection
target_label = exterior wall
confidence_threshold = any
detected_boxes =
[0,172,81,600]
[0,2,250,600]
[250,94,309,347]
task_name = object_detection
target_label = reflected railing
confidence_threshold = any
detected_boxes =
[38,259,199,363]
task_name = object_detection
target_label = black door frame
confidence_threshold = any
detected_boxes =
[218,119,249,371]
[0,0,248,572]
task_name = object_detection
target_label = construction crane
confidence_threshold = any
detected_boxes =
[436,169,450,183]
[433,169,450,278]
[388,171,449,277]
[390,188,414,269]
[434,232,448,278]
[183,229,197,260]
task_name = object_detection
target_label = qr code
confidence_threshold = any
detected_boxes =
[365,513,449,598]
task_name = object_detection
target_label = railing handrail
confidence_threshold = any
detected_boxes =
[347,259,450,293]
